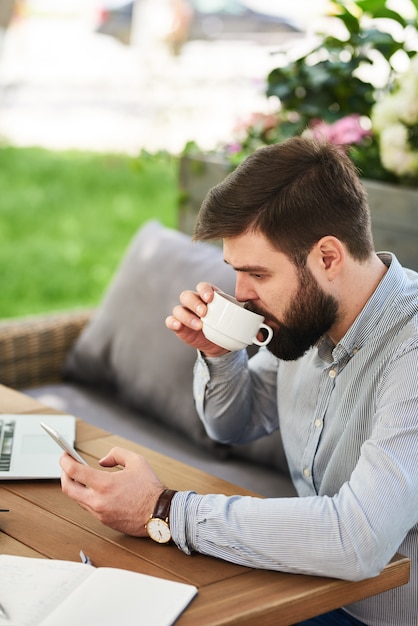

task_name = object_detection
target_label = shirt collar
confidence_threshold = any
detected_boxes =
[317,253,407,364]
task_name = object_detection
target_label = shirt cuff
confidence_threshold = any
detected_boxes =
[196,348,247,372]
[170,490,203,555]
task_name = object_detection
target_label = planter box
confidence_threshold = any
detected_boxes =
[362,180,418,271]
[179,155,418,270]
[178,155,234,237]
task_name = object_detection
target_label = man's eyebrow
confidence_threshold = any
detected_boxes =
[224,260,269,273]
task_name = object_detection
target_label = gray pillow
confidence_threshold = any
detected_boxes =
[64,220,290,476]
[64,220,236,450]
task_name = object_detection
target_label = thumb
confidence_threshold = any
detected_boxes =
[98,446,130,468]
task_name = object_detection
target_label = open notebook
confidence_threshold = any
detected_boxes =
[0,555,197,626]
[0,414,77,479]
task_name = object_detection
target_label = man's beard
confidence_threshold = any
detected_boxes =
[246,267,339,361]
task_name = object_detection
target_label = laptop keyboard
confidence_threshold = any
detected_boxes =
[0,419,15,472]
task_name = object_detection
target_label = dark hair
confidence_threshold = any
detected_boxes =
[193,136,374,266]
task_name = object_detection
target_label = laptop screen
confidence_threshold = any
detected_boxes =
[0,414,77,480]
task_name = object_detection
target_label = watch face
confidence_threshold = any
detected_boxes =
[146,518,171,544]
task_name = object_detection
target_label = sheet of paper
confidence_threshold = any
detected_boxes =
[0,555,197,626]
[0,555,92,626]
[42,567,197,626]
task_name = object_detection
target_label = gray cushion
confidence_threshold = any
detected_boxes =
[64,220,290,476]
[64,220,236,451]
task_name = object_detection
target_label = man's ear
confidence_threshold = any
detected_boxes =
[310,237,345,281]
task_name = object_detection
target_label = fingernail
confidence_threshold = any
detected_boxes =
[196,304,205,316]
[191,318,202,330]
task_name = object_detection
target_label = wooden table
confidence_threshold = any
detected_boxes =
[0,384,410,625]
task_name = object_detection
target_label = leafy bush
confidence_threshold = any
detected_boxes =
[224,0,418,184]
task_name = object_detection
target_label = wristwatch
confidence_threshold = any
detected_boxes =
[145,488,177,544]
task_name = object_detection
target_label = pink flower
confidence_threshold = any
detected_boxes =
[234,112,278,134]
[308,114,371,147]
[225,142,243,154]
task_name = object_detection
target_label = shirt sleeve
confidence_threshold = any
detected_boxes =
[171,343,418,583]
[171,429,417,582]
[193,347,280,444]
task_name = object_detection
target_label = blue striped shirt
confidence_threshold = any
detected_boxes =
[170,253,418,626]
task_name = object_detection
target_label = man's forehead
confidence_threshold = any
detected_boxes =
[223,232,286,270]
[223,230,272,251]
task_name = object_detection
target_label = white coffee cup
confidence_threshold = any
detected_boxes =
[201,291,273,352]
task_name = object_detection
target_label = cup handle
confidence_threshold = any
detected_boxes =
[253,323,273,347]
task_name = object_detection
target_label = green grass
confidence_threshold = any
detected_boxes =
[0,146,179,319]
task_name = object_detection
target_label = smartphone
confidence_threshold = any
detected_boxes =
[40,421,88,465]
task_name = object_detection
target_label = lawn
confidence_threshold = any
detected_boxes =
[0,146,179,319]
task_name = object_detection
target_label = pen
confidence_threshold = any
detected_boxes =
[79,549,93,566]
[0,602,9,619]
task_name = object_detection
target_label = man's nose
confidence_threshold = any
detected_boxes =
[235,275,257,303]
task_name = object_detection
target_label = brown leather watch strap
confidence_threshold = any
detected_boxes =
[152,488,177,521]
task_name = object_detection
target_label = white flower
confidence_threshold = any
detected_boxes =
[379,124,418,176]
[372,55,418,179]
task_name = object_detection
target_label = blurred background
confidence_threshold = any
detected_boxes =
[0,0,418,320]
[0,0,323,154]
[6,1,416,320]
[0,0,325,319]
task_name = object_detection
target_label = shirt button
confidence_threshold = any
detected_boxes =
[315,418,323,428]
[329,369,337,378]
[303,468,311,478]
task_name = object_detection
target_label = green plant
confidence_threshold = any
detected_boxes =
[224,0,418,184]
[267,0,418,123]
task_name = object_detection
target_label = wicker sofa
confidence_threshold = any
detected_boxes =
[0,310,91,391]
[0,221,296,498]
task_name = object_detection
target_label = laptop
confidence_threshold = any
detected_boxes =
[0,414,77,480]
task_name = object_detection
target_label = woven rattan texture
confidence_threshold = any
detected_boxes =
[0,311,92,389]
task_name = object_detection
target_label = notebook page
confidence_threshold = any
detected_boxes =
[41,567,198,626]
[0,555,93,626]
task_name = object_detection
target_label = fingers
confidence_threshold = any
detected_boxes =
[195,282,217,302]
[165,283,215,333]
[166,283,230,356]
[61,448,165,536]
[179,285,213,320]
[60,452,92,486]
[60,468,94,513]
[60,453,95,510]
[171,303,202,330]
